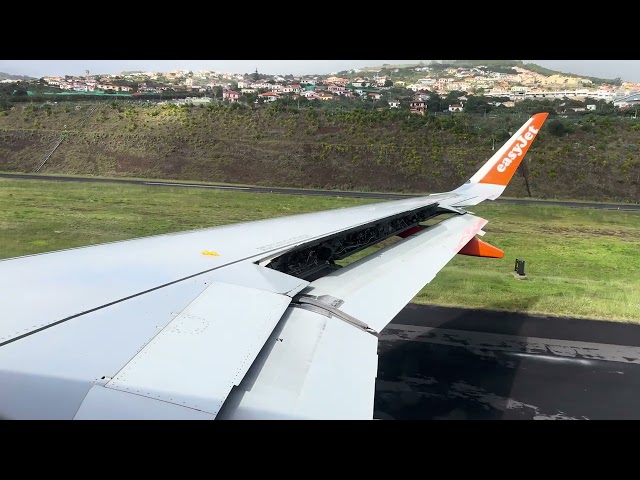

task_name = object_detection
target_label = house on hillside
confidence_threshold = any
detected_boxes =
[410,101,426,115]
[413,92,431,102]
[257,91,280,102]
[223,90,240,102]
[389,100,401,108]
[281,84,301,94]
[326,76,349,85]
[558,103,586,113]
[351,78,371,88]
[448,103,464,112]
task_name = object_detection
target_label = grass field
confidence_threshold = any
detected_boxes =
[1,178,639,322]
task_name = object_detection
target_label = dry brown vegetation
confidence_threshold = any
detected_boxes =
[1,102,639,202]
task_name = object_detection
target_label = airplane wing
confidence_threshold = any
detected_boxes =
[0,112,548,419]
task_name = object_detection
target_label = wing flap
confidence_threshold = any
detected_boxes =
[0,262,307,419]
[90,281,293,418]
[217,307,379,420]
[305,213,488,332]
[74,385,217,420]
[217,214,490,420]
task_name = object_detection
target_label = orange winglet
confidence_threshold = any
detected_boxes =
[458,237,504,258]
[478,112,548,186]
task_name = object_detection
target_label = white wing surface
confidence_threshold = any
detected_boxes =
[0,113,548,419]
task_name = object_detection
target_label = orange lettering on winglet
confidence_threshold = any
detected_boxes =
[479,112,549,186]
[458,237,504,258]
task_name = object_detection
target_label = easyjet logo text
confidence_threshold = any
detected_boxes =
[496,125,540,173]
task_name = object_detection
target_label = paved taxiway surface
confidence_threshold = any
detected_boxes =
[2,173,639,210]
[375,304,640,420]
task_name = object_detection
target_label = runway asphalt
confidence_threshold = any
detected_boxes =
[375,304,640,420]
[2,172,639,210]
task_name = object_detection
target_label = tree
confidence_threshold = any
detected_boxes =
[444,90,467,103]
[547,119,567,136]
[111,79,138,88]
[463,95,492,114]
[513,98,556,115]
[426,93,443,112]
[519,155,533,197]
[384,79,393,88]
[562,98,585,108]
[387,86,414,100]
[240,92,257,105]
[251,69,260,82]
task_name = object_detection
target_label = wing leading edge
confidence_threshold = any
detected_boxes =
[0,112,548,420]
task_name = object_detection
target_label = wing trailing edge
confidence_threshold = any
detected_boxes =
[218,213,490,419]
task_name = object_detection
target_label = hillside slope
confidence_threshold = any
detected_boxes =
[0,102,638,202]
